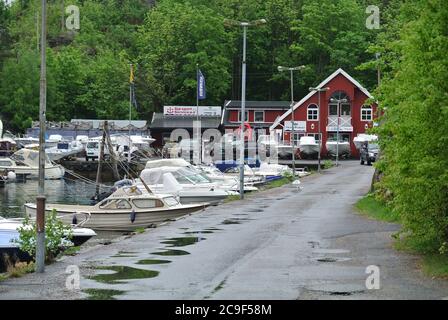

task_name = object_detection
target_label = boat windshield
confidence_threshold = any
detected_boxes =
[172,168,211,184]
[99,199,132,210]
[164,196,180,207]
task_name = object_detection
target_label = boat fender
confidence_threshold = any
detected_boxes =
[130,210,136,223]
[72,214,78,225]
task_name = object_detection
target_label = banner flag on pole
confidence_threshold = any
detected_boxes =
[197,69,206,100]
[130,65,138,110]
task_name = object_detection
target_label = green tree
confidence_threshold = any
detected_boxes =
[375,0,448,253]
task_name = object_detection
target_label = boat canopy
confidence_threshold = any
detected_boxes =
[11,149,52,166]
[145,158,190,169]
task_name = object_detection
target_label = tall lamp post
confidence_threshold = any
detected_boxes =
[225,18,266,199]
[309,86,329,173]
[278,65,305,178]
[330,97,347,167]
[36,0,47,273]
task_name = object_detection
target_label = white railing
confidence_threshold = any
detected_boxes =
[326,116,353,132]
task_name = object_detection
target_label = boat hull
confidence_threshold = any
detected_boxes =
[0,165,65,179]
[24,203,206,231]
[299,144,320,155]
[326,142,350,156]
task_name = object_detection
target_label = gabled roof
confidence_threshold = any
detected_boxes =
[269,68,373,131]
[150,113,221,129]
[224,100,291,109]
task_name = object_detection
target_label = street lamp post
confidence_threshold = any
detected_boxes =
[278,66,305,178]
[330,97,347,167]
[309,86,330,173]
[225,18,266,199]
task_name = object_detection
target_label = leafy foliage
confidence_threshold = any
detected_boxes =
[15,209,73,261]
[0,0,380,131]
[374,0,448,253]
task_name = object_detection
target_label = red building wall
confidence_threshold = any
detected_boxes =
[273,74,377,157]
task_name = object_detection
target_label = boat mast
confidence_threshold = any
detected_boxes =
[36,0,47,273]
[95,121,107,196]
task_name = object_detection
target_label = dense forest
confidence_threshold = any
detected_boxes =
[0,0,382,131]
[0,0,447,254]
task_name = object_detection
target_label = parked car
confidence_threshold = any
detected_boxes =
[360,143,379,165]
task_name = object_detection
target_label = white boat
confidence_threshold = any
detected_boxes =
[0,215,96,270]
[25,186,206,231]
[299,136,320,156]
[46,140,84,161]
[139,166,236,205]
[326,140,350,156]
[0,149,65,179]
[144,159,258,193]
[353,134,378,150]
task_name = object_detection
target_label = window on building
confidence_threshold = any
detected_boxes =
[361,105,373,121]
[254,111,264,122]
[292,133,305,146]
[307,133,321,142]
[238,111,249,122]
[329,104,338,116]
[327,133,350,142]
[307,104,319,121]
[341,103,351,116]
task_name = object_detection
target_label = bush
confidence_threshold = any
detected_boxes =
[323,160,334,169]
[15,209,73,262]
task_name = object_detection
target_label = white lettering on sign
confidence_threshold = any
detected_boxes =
[164,106,221,117]
[284,121,306,132]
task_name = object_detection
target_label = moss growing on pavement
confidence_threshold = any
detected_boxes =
[83,288,125,300]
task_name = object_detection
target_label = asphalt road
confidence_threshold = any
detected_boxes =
[1,160,448,300]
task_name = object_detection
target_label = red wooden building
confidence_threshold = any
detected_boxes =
[270,68,378,157]
[221,100,291,140]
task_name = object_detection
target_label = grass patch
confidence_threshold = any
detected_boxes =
[264,177,292,189]
[356,194,448,278]
[7,261,35,278]
[355,194,399,223]
[420,254,448,279]
[0,273,8,282]
[134,227,146,234]
[83,288,125,300]
[60,246,81,257]
[323,160,334,169]
[224,194,241,203]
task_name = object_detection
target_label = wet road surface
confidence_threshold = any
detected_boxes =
[1,161,448,300]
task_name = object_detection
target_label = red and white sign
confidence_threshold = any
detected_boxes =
[164,106,221,116]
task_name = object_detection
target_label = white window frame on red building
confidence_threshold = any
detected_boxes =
[361,105,373,121]
[307,104,319,121]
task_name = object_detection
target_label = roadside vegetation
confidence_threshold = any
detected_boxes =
[367,0,448,266]
[356,194,448,278]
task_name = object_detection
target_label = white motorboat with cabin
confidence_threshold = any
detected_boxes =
[0,149,65,179]
[326,139,350,156]
[25,185,206,231]
[139,165,236,205]
[46,140,84,161]
[299,136,320,156]
[353,134,378,150]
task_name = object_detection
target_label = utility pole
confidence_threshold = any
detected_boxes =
[309,87,330,173]
[278,65,305,178]
[224,18,266,199]
[330,97,347,167]
[36,0,47,273]
[95,121,107,197]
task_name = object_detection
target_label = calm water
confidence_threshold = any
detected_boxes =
[0,179,110,218]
